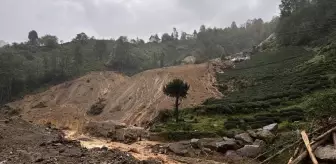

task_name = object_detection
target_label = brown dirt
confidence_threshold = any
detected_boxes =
[9,62,223,130]
[0,114,161,164]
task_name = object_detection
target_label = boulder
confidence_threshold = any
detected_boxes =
[216,140,240,153]
[168,141,191,156]
[253,139,266,149]
[181,56,196,65]
[235,133,253,143]
[225,150,243,161]
[247,130,257,138]
[190,139,199,148]
[197,138,223,150]
[237,145,263,158]
[256,130,275,142]
[83,120,147,143]
[263,123,278,133]
[314,145,336,160]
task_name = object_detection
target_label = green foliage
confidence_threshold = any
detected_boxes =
[277,0,336,46]
[308,91,336,119]
[28,30,38,45]
[163,79,190,122]
[39,35,58,49]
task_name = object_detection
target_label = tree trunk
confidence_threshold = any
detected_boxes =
[175,96,179,123]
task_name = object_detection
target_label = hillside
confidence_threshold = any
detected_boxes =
[8,61,225,131]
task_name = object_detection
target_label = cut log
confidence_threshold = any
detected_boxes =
[301,131,318,164]
[290,136,328,164]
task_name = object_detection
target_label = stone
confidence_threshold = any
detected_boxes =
[225,150,243,161]
[247,130,257,138]
[168,141,191,156]
[235,133,253,143]
[237,145,263,158]
[256,130,275,142]
[253,139,266,149]
[197,138,223,150]
[190,139,199,148]
[31,153,43,162]
[263,123,278,133]
[216,140,240,153]
[314,145,336,160]
[223,137,236,142]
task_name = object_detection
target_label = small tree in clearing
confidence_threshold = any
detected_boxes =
[163,79,190,122]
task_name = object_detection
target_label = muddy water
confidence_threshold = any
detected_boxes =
[64,130,179,164]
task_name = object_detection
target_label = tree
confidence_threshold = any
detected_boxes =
[39,35,58,49]
[149,34,160,43]
[163,79,190,122]
[200,25,206,33]
[28,30,39,45]
[94,40,107,60]
[231,21,238,29]
[172,27,179,40]
[161,33,174,42]
[180,32,187,40]
[74,44,83,66]
[193,30,198,38]
[73,32,89,45]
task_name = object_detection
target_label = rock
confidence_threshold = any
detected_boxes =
[168,141,191,156]
[197,138,223,150]
[247,130,257,138]
[190,138,199,148]
[181,56,196,65]
[256,130,275,142]
[63,147,83,157]
[223,137,236,142]
[237,145,263,158]
[216,140,240,153]
[31,153,43,162]
[235,133,253,143]
[225,150,243,161]
[263,123,278,133]
[253,139,266,149]
[315,145,336,160]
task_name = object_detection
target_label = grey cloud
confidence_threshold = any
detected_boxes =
[0,0,280,42]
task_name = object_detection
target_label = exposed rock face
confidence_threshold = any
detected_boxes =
[263,123,278,133]
[190,139,199,148]
[315,145,336,160]
[235,133,253,144]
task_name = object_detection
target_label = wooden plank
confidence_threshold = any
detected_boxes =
[301,131,318,164]
[290,136,327,164]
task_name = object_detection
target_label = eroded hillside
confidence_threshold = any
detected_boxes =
[9,62,225,131]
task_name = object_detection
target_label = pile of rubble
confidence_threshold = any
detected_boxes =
[152,123,278,162]
[0,113,160,164]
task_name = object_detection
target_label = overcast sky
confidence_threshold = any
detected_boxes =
[0,0,280,43]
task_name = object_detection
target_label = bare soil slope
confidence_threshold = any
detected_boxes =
[9,62,223,130]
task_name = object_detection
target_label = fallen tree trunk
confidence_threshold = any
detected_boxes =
[301,131,318,164]
[290,136,328,164]
[312,126,336,142]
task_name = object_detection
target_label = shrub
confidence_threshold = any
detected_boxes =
[288,115,304,122]
[308,92,336,119]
